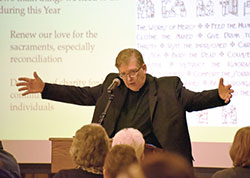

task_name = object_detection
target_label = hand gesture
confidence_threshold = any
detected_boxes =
[16,72,45,96]
[218,78,234,104]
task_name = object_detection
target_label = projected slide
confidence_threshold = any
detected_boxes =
[1,0,136,139]
[1,0,250,142]
[136,0,250,142]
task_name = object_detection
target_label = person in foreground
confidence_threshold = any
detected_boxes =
[16,48,234,164]
[103,144,138,178]
[117,151,195,178]
[111,128,145,161]
[142,151,195,178]
[53,123,110,178]
[0,141,21,178]
[211,126,250,178]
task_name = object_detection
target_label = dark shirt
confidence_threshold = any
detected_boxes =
[0,141,21,178]
[53,168,103,178]
[113,78,162,148]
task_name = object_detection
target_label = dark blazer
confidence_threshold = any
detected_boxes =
[42,73,226,163]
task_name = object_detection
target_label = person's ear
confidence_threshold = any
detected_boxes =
[103,168,110,178]
[142,64,147,73]
[140,153,145,161]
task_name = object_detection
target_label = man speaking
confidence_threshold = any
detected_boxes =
[16,48,234,164]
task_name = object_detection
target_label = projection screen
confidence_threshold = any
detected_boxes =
[1,0,250,145]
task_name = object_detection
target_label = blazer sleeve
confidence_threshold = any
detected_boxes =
[41,73,119,106]
[175,77,226,112]
[41,83,103,106]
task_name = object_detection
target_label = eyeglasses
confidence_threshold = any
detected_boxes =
[119,66,142,79]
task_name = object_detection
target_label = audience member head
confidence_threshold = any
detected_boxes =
[112,128,145,160]
[103,144,138,178]
[141,151,195,178]
[229,126,250,167]
[69,123,110,174]
[117,163,145,178]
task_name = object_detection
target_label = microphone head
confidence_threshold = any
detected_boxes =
[107,78,121,94]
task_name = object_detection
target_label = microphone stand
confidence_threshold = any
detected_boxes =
[97,92,115,125]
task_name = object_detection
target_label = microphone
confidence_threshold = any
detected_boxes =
[107,78,121,93]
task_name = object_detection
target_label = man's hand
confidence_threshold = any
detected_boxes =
[218,78,234,103]
[16,72,45,96]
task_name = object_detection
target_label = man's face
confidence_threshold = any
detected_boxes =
[118,56,146,91]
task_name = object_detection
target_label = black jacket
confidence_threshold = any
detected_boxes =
[42,73,226,163]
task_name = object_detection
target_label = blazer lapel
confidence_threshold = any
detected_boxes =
[148,75,158,121]
[112,84,128,120]
[103,83,128,136]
